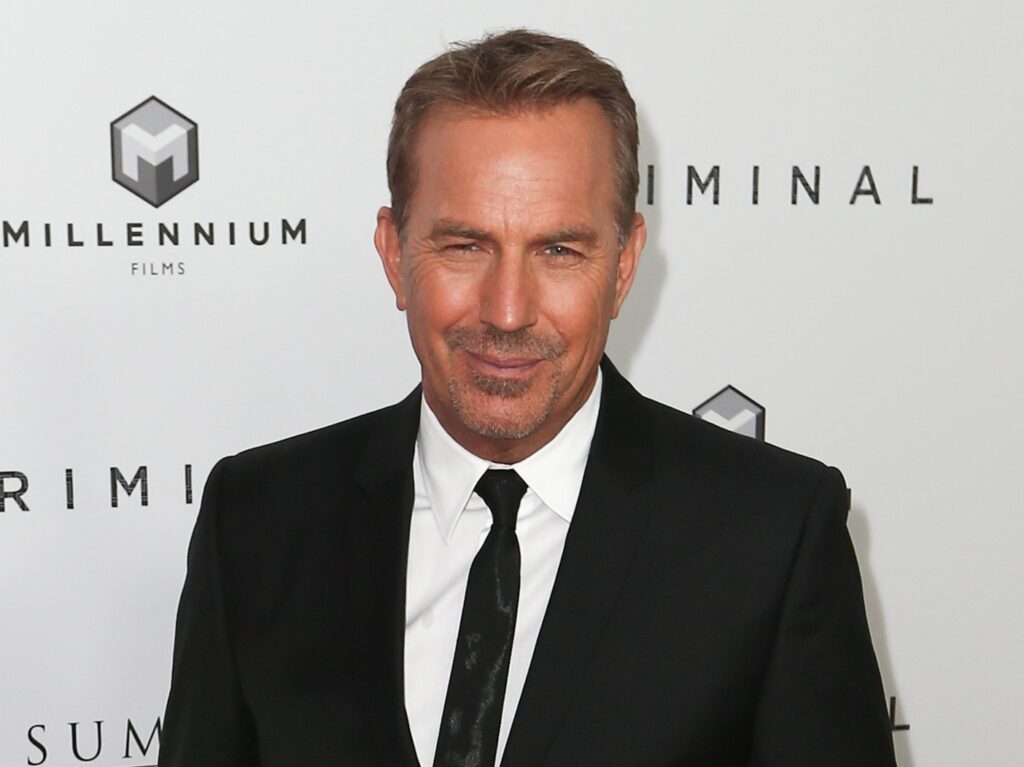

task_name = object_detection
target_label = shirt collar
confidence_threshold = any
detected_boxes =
[416,368,603,543]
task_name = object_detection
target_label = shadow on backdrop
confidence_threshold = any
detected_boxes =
[848,502,913,766]
[606,106,666,376]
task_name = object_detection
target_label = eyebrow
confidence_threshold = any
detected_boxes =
[428,218,601,249]
[428,219,494,243]
[531,226,600,249]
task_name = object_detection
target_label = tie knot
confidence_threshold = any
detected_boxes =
[474,469,528,530]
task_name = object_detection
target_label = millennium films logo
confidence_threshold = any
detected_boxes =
[1,95,308,275]
[693,385,766,441]
[111,97,198,207]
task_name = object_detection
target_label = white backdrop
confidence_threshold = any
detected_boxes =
[2,2,1022,765]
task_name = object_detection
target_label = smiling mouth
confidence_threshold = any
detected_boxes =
[464,350,542,378]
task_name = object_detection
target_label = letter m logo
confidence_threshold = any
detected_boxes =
[111,96,198,207]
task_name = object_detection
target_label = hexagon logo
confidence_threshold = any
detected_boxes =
[111,96,198,207]
[693,385,766,441]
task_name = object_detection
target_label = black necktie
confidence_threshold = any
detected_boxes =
[433,469,528,767]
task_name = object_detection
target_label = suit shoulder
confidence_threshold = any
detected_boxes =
[218,398,408,488]
[635,393,837,492]
[622,393,848,546]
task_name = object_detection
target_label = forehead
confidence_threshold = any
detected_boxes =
[408,100,618,231]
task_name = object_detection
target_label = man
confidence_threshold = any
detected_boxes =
[160,30,897,766]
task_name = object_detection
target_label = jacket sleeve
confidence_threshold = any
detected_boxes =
[159,456,260,767]
[749,465,897,767]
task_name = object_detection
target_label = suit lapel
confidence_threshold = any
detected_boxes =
[501,359,658,767]
[345,387,422,767]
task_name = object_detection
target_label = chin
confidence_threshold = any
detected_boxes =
[449,383,556,442]
[462,414,544,442]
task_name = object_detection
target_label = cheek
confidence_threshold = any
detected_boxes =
[539,270,615,348]
[406,267,477,344]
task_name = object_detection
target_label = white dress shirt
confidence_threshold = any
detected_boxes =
[404,370,602,767]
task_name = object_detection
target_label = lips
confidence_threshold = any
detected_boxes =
[464,349,542,377]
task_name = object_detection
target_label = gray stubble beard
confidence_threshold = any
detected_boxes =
[444,326,567,440]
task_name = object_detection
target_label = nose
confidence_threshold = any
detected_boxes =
[478,253,538,333]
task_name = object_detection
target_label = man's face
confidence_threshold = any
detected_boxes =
[375,100,644,462]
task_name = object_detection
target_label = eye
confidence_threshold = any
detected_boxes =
[445,242,480,252]
[544,244,581,257]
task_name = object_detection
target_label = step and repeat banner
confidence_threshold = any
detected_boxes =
[2,2,1020,765]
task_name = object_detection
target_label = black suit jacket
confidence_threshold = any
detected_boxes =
[160,359,896,766]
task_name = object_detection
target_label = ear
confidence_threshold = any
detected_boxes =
[611,212,646,318]
[374,206,407,310]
